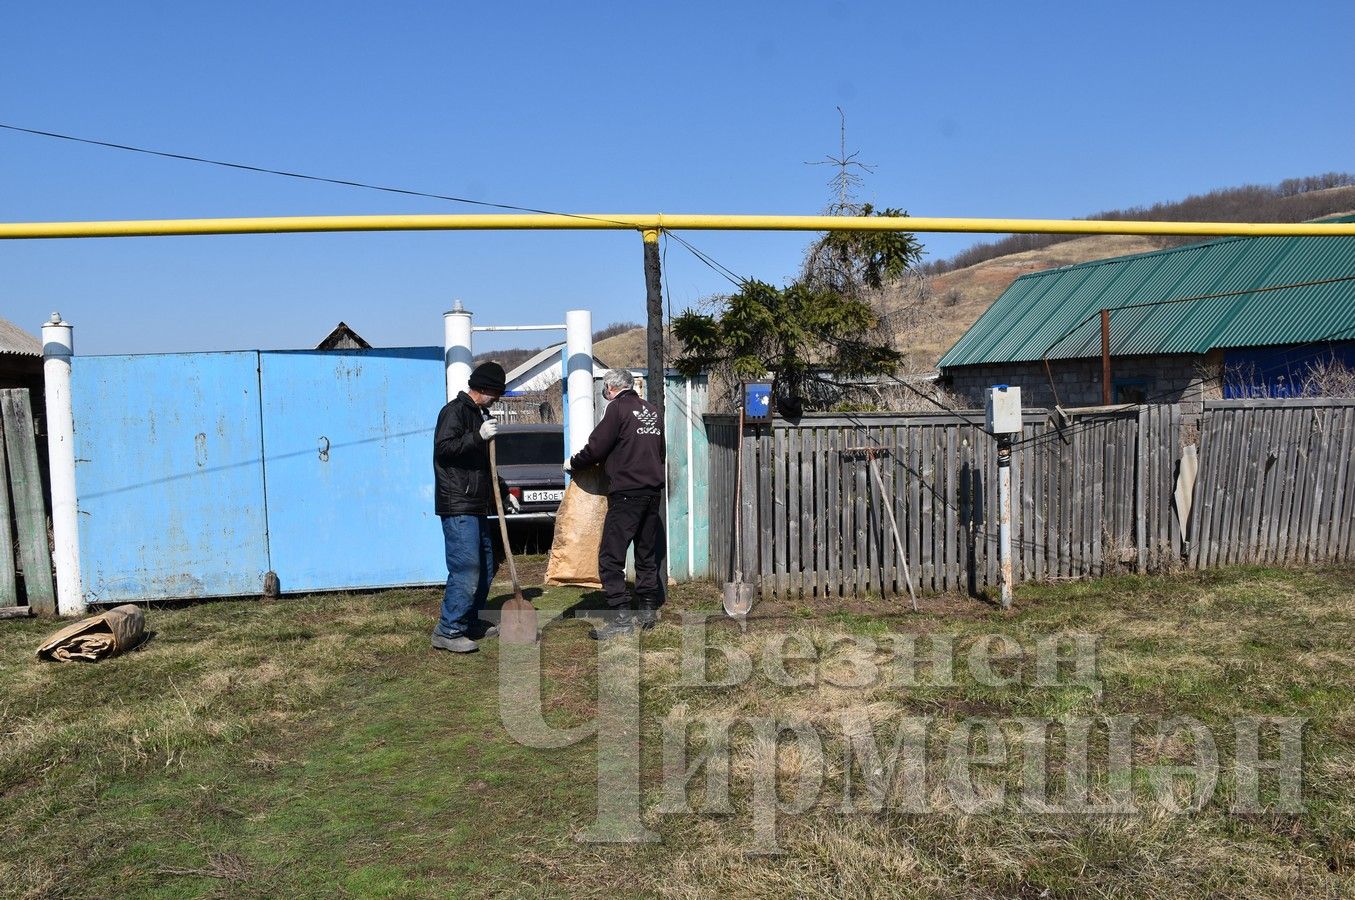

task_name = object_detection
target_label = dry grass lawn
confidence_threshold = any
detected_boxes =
[2,564,1353,897]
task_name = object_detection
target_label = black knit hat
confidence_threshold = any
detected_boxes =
[468,361,506,394]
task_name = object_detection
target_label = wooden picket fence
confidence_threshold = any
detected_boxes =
[706,399,1353,599]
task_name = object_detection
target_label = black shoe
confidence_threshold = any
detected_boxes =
[467,620,500,640]
[589,610,638,640]
[636,600,660,629]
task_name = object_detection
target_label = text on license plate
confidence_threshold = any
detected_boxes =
[524,489,564,503]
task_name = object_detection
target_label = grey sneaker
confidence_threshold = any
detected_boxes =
[431,633,479,653]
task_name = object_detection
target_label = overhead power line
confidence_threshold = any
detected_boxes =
[0,122,630,227]
[663,231,748,289]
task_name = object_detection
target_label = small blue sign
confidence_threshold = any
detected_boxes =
[744,382,773,421]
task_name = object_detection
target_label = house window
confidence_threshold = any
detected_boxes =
[1114,379,1149,404]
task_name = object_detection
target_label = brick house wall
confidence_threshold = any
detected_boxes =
[941,351,1223,410]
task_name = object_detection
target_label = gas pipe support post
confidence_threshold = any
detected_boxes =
[642,229,664,424]
[444,300,473,402]
[564,308,595,457]
[41,313,85,617]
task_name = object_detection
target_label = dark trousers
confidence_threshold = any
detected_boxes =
[598,489,665,609]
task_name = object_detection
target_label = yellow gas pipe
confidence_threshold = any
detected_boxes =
[2,213,1354,240]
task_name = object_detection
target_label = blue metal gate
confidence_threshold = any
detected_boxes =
[73,348,447,601]
[259,348,446,592]
[73,352,271,602]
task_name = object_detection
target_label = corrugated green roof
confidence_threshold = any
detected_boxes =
[938,219,1355,368]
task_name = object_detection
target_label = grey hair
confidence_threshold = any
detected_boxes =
[602,369,634,392]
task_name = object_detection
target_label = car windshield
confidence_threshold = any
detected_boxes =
[496,431,564,467]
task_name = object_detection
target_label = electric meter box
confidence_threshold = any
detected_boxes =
[985,385,1022,434]
[743,382,773,422]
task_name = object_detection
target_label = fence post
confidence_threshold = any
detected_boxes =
[1136,408,1148,572]
[997,435,1013,609]
[42,313,85,617]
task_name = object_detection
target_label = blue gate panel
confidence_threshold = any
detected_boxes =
[72,353,270,602]
[259,348,446,593]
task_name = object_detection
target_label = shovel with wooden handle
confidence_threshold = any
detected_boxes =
[489,438,539,644]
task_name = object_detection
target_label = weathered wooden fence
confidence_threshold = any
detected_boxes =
[707,399,1352,599]
[1190,399,1355,569]
[0,389,55,614]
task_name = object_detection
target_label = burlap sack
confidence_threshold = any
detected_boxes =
[545,465,609,588]
[36,604,146,662]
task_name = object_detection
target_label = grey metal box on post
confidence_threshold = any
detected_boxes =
[985,384,1022,435]
[985,385,1022,610]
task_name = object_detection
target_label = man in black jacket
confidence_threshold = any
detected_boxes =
[431,361,506,654]
[565,369,665,639]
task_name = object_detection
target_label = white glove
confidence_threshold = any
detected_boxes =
[562,458,573,474]
[479,420,498,441]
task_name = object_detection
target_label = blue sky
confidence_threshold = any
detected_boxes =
[2,1,1353,355]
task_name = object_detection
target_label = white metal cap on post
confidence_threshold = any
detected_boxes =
[564,309,594,456]
[443,300,473,402]
[41,312,85,617]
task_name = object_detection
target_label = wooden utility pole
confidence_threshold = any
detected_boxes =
[643,229,665,424]
[1101,308,1112,405]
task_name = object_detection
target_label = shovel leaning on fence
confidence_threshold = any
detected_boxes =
[843,446,918,611]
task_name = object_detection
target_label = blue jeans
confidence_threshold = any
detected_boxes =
[436,515,497,638]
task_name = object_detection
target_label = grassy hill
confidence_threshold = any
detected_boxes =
[909,234,1165,366]
[924,180,1355,275]
[592,325,648,368]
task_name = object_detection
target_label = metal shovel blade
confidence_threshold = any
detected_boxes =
[722,580,757,618]
[500,594,539,644]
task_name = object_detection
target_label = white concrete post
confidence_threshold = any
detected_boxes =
[41,312,85,617]
[565,309,594,456]
[444,299,473,401]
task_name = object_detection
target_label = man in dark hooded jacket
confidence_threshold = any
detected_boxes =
[565,368,666,639]
[431,361,506,654]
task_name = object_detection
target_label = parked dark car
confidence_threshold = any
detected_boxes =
[493,424,566,520]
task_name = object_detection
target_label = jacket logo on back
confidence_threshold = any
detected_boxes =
[632,408,660,435]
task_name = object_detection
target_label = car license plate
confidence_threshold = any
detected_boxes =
[524,489,564,503]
